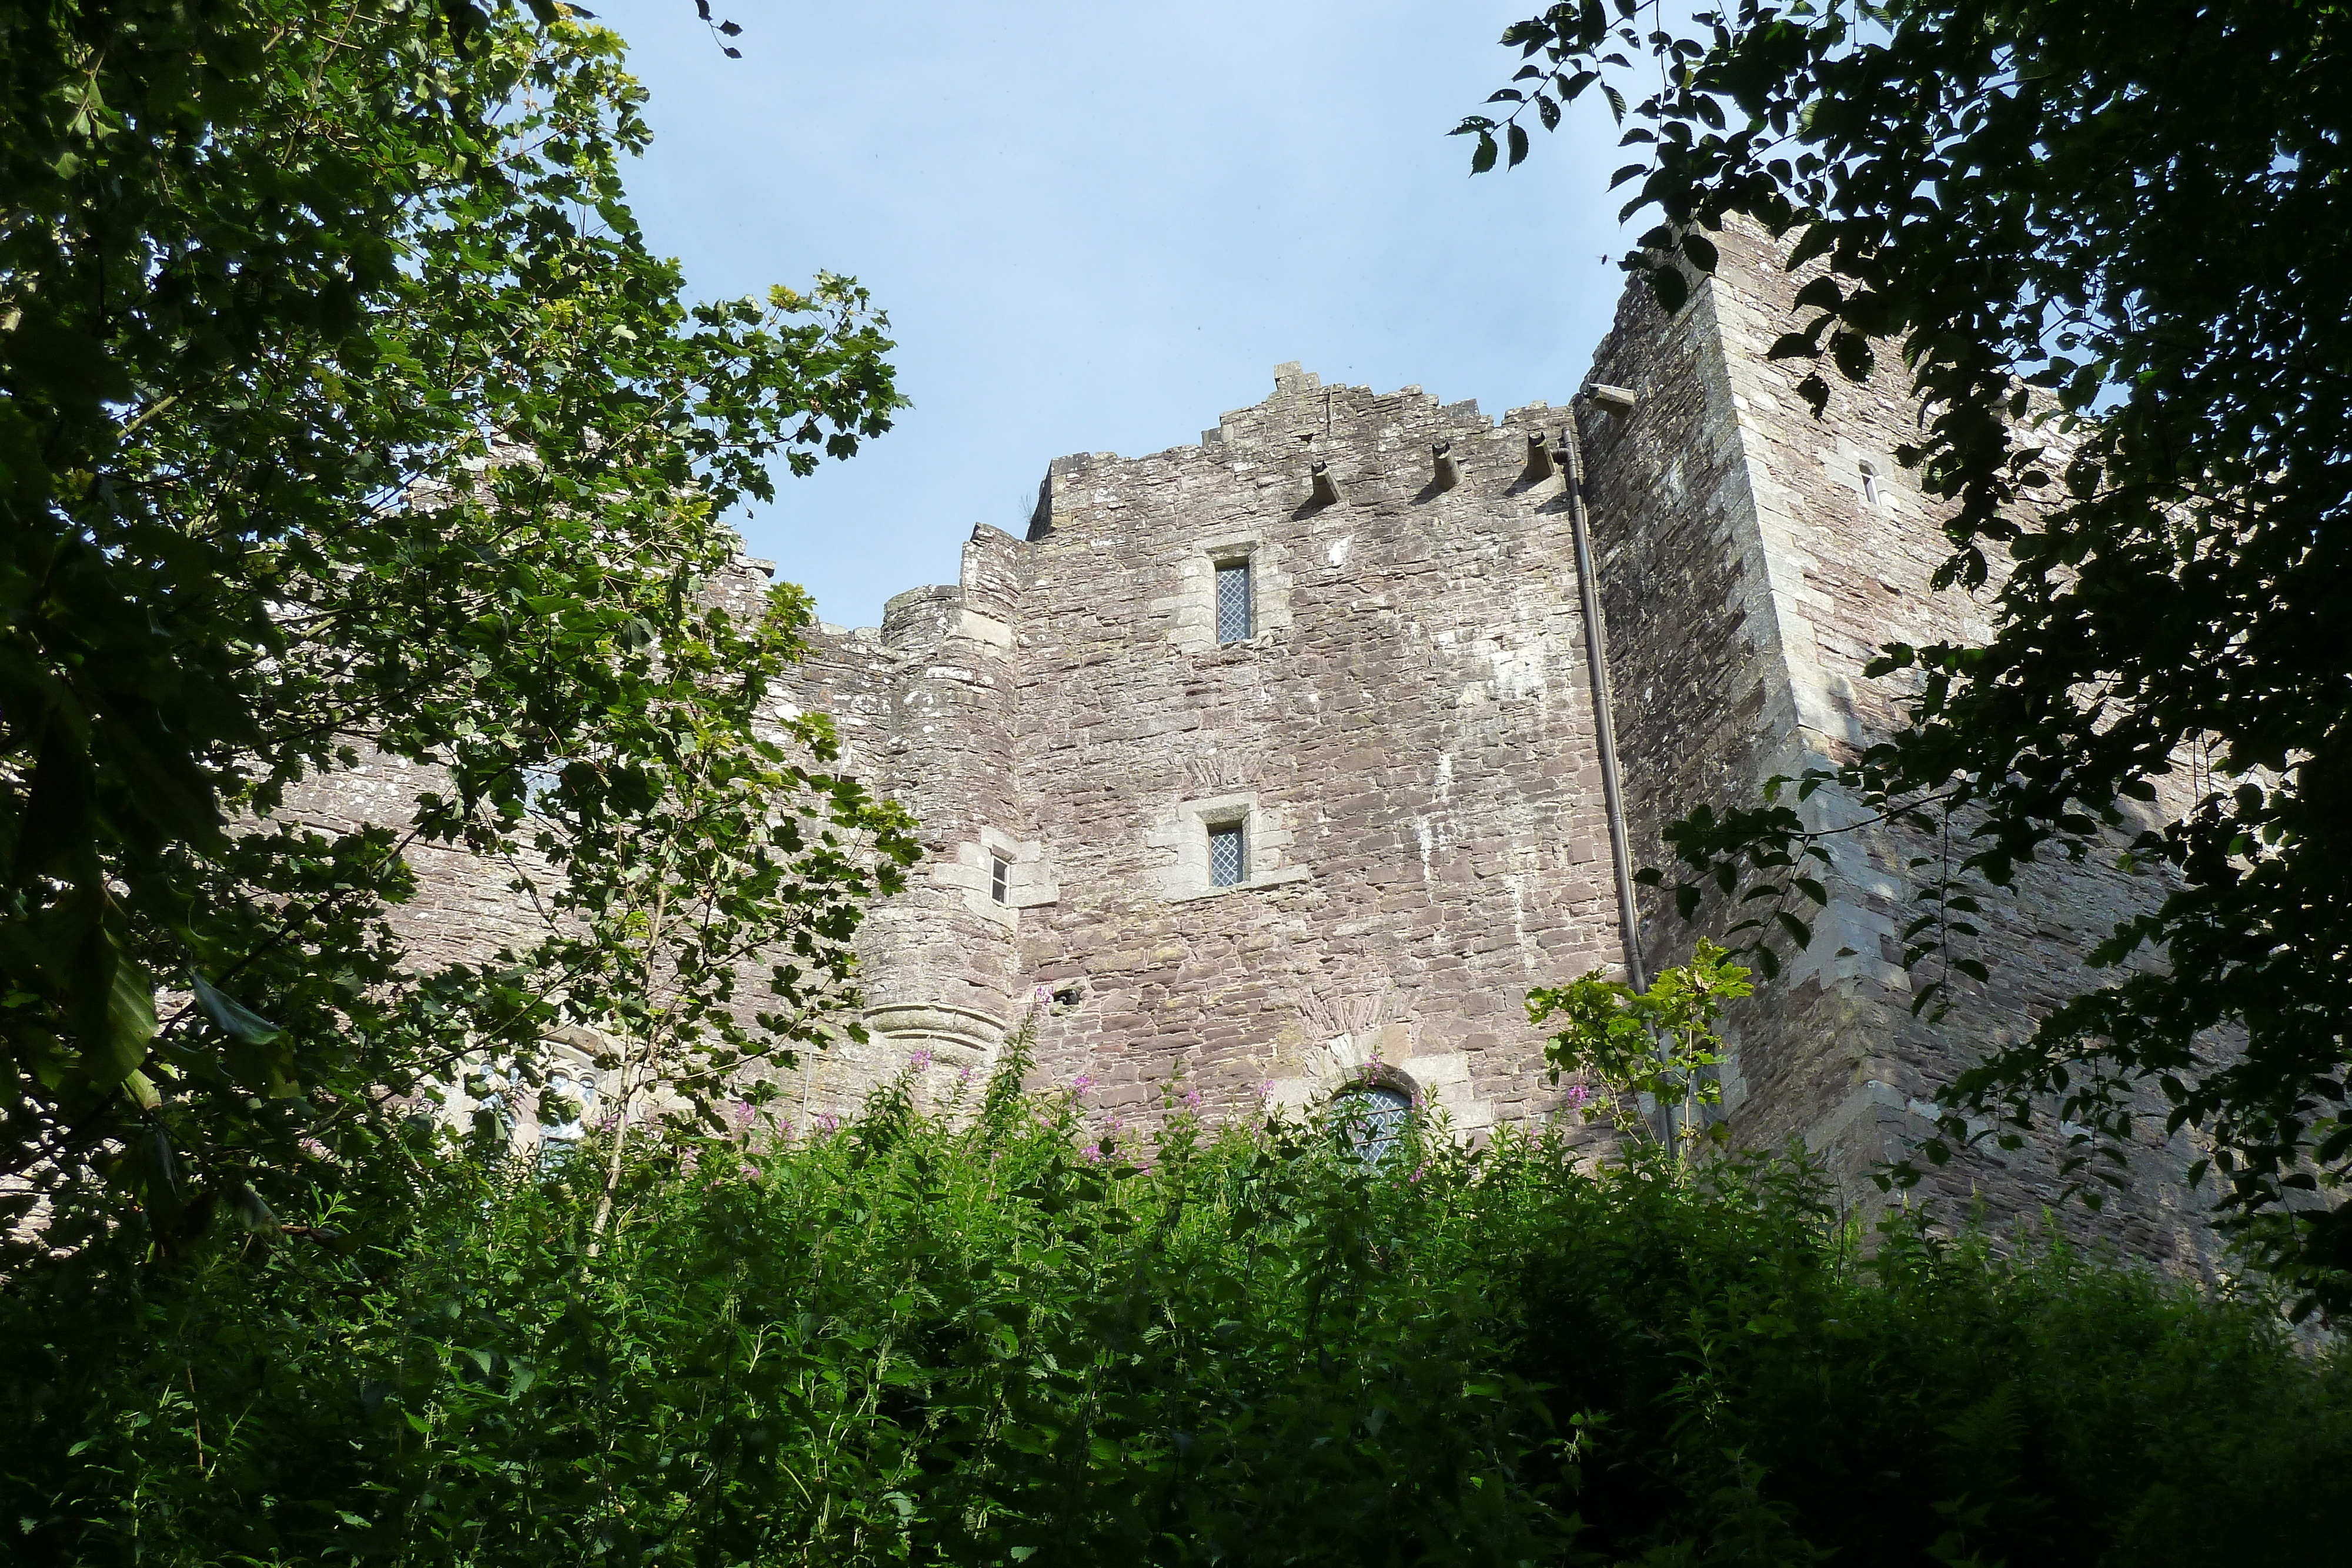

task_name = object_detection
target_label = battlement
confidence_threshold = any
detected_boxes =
[1031,365,1566,544]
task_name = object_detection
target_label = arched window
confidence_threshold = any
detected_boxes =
[1329,1082,1414,1165]
[1859,460,1882,506]
[543,1069,598,1145]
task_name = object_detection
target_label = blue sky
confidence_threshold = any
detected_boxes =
[596,1,1631,628]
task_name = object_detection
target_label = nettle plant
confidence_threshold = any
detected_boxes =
[9,1044,2349,1567]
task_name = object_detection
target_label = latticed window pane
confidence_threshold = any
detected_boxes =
[1215,561,1252,643]
[1334,1085,1413,1165]
[1208,822,1246,887]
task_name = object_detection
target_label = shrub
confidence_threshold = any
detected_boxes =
[4,1052,2345,1565]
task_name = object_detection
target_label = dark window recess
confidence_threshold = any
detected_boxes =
[1215,560,1253,643]
[1208,822,1247,888]
[1333,1084,1413,1165]
[990,854,1011,904]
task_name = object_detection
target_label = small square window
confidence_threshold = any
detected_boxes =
[1207,821,1247,888]
[990,854,1011,905]
[1215,559,1253,643]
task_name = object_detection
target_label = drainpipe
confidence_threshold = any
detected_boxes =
[1560,398,1647,995]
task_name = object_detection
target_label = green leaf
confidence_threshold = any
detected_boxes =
[230,1182,279,1234]
[192,974,281,1045]
[78,937,156,1085]
[1792,276,1843,312]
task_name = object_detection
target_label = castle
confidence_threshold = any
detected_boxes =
[385,223,2215,1266]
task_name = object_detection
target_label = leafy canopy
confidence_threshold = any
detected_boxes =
[1461,1,2352,1315]
[0,0,914,1250]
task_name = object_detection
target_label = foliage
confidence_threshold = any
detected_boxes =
[1529,941,1752,1146]
[4,1046,2348,1566]
[1459,2,2352,1315]
[0,0,914,1248]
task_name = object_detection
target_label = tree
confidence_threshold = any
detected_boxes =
[1458,2,2352,1313]
[1529,941,1752,1146]
[0,0,914,1250]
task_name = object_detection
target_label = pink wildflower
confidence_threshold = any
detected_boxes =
[1071,1074,1094,1094]
[908,1048,934,1072]
[1182,1088,1204,1111]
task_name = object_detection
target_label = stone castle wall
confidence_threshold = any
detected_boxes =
[795,367,1627,1139]
[310,225,2214,1264]
[1581,222,2213,1268]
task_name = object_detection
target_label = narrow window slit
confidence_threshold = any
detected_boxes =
[1207,821,1247,888]
[991,853,1011,905]
[1215,559,1253,643]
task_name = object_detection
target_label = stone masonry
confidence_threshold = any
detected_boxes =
[778,369,1622,1142]
[1576,222,2212,1269]
[340,225,2219,1266]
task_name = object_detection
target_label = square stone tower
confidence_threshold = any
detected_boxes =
[1581,222,2213,1265]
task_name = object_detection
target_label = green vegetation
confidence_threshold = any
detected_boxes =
[1461,0,2352,1315]
[6,6,2342,1560]
[1531,940,1753,1145]
[4,1043,2346,1566]
[0,1,912,1249]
